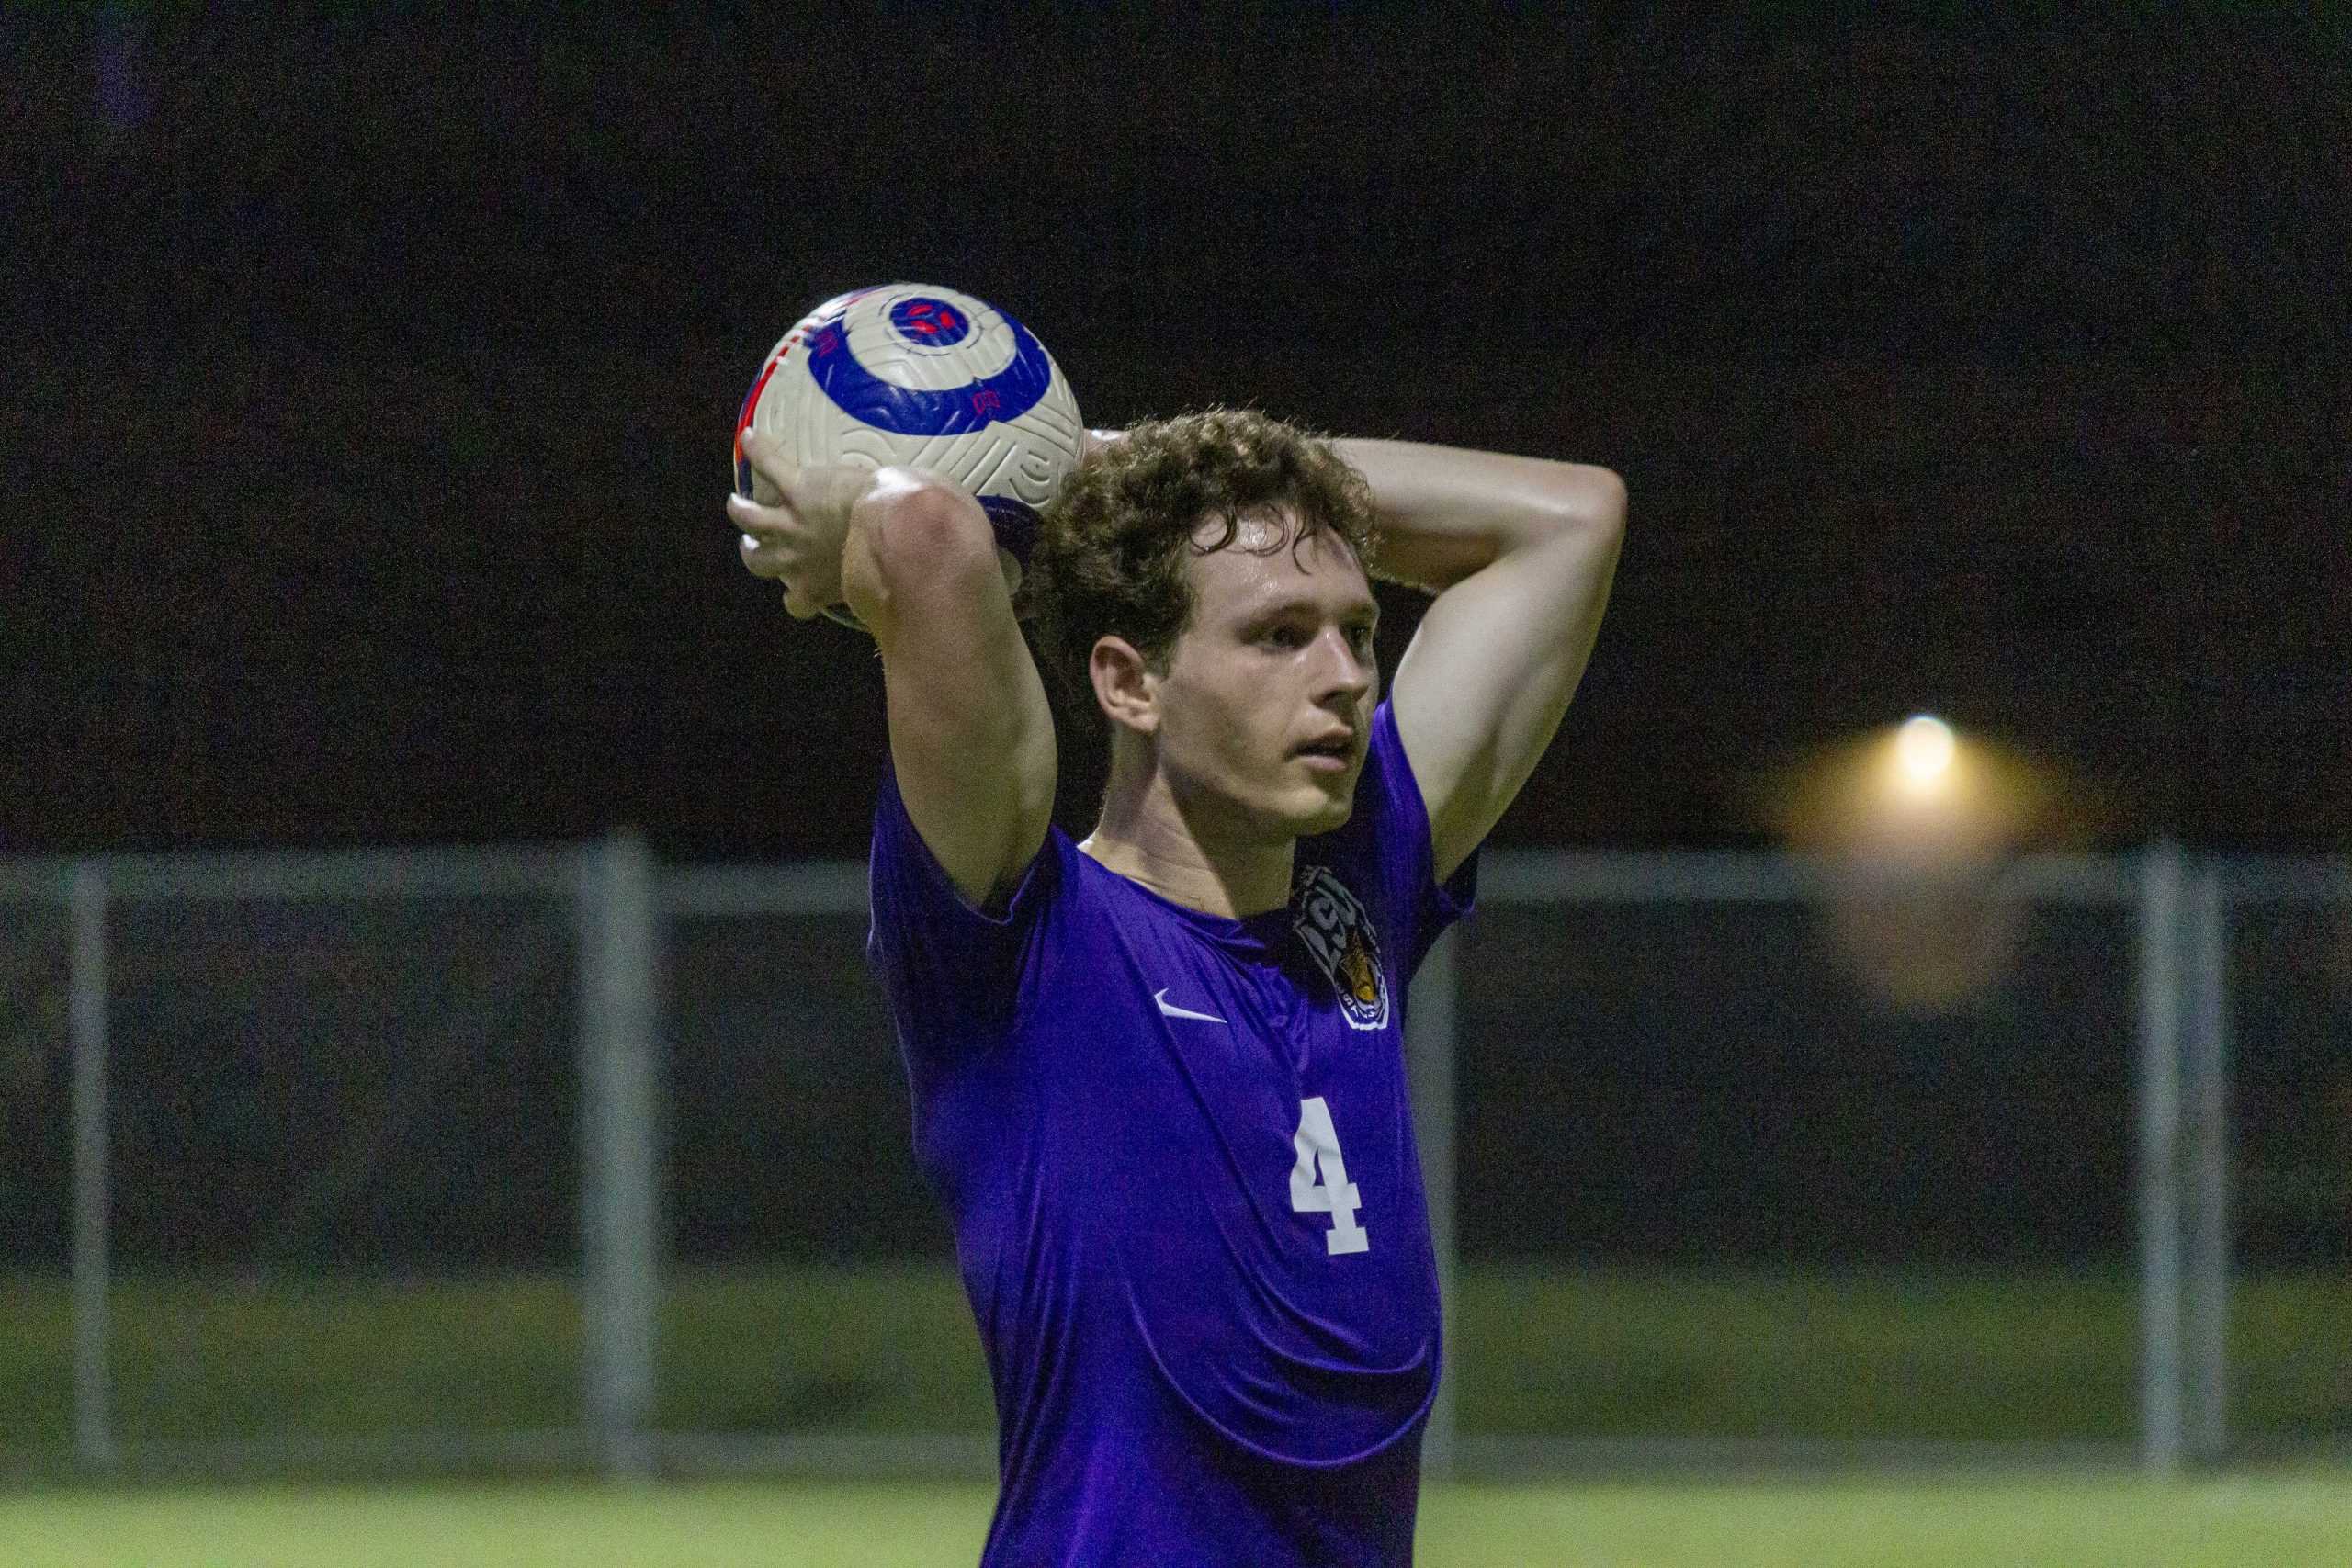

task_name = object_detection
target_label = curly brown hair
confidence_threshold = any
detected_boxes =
[1029,408,1378,713]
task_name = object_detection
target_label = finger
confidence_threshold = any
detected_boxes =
[738,532,793,578]
[727,489,797,538]
[738,425,800,496]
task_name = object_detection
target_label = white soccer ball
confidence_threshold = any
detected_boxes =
[733,283,1084,627]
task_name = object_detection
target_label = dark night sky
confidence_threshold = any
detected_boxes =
[10,6,2348,859]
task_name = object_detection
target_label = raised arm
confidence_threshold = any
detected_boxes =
[1336,439,1626,882]
[730,430,1056,910]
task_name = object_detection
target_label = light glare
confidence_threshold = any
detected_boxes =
[1894,716,1957,785]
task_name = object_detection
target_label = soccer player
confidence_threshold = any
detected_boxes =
[729,409,1624,1565]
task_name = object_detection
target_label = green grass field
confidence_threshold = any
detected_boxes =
[7,1476,2351,1567]
[5,1264,2348,1447]
[6,1265,2350,1566]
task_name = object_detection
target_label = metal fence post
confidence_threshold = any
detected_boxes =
[2184,860,2231,1463]
[70,861,116,1470]
[1408,925,1460,1482]
[580,832,662,1479]
[2135,841,2186,1474]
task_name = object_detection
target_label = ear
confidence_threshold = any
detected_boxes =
[1089,635,1161,739]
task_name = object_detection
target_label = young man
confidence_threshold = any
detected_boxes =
[728,409,1623,1565]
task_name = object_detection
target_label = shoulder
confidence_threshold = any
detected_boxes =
[869,768,1086,972]
[866,788,1092,1053]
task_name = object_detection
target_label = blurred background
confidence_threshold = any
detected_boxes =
[5,4,2349,1558]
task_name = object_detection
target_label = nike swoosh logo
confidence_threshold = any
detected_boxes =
[1153,988,1227,1024]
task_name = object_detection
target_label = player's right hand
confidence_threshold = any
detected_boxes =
[729,428,874,620]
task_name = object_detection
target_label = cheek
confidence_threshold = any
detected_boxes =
[1208,694,1282,778]
[1166,672,1283,783]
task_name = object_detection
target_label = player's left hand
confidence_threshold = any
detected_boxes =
[729,427,873,620]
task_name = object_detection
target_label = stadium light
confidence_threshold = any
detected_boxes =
[1892,714,1957,793]
[1753,715,2082,1014]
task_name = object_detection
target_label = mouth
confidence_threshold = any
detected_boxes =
[1293,732,1359,773]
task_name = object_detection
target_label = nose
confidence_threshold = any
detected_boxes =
[1309,625,1374,705]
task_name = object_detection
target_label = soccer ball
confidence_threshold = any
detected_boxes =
[733,283,1084,628]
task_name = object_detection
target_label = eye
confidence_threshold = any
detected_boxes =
[1259,625,1306,650]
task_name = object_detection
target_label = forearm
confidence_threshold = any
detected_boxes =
[1333,439,1626,592]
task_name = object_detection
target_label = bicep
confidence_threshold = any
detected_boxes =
[855,484,1057,911]
[1389,508,1624,881]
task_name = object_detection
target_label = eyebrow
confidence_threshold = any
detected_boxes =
[1240,595,1380,628]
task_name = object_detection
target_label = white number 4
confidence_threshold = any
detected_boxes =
[1291,1096,1369,1255]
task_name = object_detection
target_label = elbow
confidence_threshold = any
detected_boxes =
[844,473,999,623]
[1506,464,1623,561]
[1554,464,1627,539]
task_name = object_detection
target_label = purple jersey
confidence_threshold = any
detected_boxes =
[867,698,1477,1566]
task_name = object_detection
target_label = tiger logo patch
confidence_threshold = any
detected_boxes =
[1293,864,1389,1031]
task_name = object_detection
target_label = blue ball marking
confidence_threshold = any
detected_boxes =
[888,296,972,347]
[807,297,1055,437]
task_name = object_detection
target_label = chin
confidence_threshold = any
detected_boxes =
[1288,785,1358,837]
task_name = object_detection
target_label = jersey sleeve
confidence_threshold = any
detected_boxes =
[1317,696,1480,979]
[865,764,1058,1066]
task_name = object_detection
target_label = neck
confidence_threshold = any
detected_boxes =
[1080,763,1295,919]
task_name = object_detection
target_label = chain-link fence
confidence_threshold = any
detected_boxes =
[1452,865,2144,1468]
[2226,868,2352,1459]
[0,895,74,1456]
[1,850,600,1474]
[3,843,2343,1480]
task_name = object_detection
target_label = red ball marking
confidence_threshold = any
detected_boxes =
[737,355,785,443]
